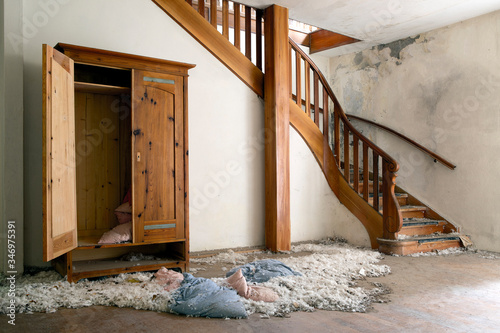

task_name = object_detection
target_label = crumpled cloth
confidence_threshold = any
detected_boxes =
[226,259,302,283]
[154,267,184,291]
[226,269,279,302]
[98,222,132,244]
[169,273,247,318]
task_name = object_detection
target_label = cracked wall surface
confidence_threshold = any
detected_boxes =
[329,10,500,252]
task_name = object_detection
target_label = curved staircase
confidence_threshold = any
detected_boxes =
[153,0,471,255]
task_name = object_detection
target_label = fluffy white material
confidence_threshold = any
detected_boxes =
[0,271,172,314]
[0,240,392,316]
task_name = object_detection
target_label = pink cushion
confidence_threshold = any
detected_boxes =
[114,203,132,224]
[114,211,132,224]
[154,267,185,291]
[98,222,132,244]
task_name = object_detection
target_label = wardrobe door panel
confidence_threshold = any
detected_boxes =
[43,44,78,261]
[132,70,184,243]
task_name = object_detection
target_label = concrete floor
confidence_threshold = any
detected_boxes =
[2,250,500,333]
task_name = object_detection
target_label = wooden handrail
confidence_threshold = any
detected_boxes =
[152,0,264,97]
[290,37,399,172]
[289,37,404,242]
[346,114,456,170]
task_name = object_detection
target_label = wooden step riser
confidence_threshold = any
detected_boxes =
[368,196,408,207]
[402,210,426,218]
[379,239,462,256]
[399,223,446,236]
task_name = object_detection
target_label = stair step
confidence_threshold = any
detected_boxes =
[378,234,462,255]
[366,193,408,206]
[400,218,447,236]
[400,205,427,218]
[402,217,443,226]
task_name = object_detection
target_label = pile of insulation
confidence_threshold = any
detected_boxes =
[0,240,393,318]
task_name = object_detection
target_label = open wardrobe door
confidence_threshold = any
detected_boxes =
[42,44,78,261]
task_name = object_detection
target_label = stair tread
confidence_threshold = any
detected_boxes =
[403,218,445,226]
[367,193,408,198]
[380,233,461,243]
[400,205,427,211]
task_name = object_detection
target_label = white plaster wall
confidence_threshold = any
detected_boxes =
[290,50,370,247]
[20,0,372,267]
[329,10,500,252]
[290,127,370,246]
[21,0,265,266]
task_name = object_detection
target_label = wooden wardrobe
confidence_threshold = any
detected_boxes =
[42,43,194,282]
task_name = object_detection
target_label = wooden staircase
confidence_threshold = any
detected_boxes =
[378,187,464,255]
[153,0,471,255]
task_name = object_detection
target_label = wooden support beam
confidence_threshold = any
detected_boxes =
[264,5,290,252]
[309,29,359,54]
[289,29,310,47]
[289,28,360,55]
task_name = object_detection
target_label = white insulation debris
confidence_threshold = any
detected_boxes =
[0,271,173,314]
[392,247,466,257]
[190,250,248,265]
[0,241,392,316]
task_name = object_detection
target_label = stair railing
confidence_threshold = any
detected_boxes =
[345,114,456,170]
[186,0,264,71]
[289,38,403,240]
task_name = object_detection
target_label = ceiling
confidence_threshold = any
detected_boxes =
[239,0,500,57]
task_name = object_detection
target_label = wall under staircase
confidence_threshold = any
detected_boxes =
[155,0,473,255]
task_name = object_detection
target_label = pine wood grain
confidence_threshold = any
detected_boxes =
[264,5,291,252]
[132,70,184,243]
[42,45,78,261]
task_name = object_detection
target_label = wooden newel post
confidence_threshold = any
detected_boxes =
[382,160,403,240]
[264,5,291,252]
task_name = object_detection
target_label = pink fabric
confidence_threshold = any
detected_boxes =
[114,211,132,224]
[114,203,132,224]
[98,222,132,244]
[154,267,185,291]
[226,269,279,302]
[115,202,132,213]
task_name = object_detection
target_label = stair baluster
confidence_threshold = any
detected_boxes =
[289,38,403,240]
[157,0,464,254]
[186,0,264,71]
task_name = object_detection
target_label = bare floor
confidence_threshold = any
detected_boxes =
[2,251,500,333]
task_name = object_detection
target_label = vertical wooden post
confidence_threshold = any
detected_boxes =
[234,4,241,49]
[245,6,252,60]
[264,5,290,252]
[256,9,263,71]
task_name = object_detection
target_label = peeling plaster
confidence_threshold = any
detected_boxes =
[329,11,500,252]
[377,35,420,60]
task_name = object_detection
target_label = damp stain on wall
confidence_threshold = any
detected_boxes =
[377,35,421,60]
